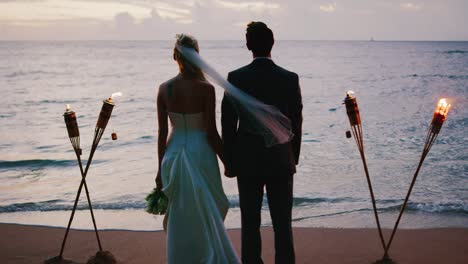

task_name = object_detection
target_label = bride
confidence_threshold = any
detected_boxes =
[155,34,240,263]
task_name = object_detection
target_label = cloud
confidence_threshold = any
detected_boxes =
[0,0,151,22]
[114,11,134,27]
[0,0,467,41]
[152,2,191,17]
[400,2,422,12]
[215,0,280,12]
[0,0,45,2]
[154,5,191,22]
[319,2,336,13]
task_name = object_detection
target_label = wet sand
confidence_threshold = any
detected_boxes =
[0,223,467,263]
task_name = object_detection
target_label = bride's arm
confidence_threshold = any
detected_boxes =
[156,84,168,189]
[204,84,224,163]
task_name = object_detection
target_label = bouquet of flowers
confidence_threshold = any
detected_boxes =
[145,188,168,215]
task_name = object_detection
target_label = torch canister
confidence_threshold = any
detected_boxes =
[64,111,79,138]
[96,98,115,129]
[431,99,450,134]
[63,105,81,155]
[344,93,361,126]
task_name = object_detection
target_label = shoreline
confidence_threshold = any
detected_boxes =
[0,209,467,231]
[1,223,467,263]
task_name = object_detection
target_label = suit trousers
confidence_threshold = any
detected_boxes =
[237,171,295,264]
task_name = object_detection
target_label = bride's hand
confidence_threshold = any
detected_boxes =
[155,171,163,190]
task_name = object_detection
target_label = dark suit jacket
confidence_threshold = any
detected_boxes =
[221,58,303,176]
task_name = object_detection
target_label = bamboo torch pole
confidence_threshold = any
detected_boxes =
[343,91,387,256]
[57,98,114,258]
[382,98,451,260]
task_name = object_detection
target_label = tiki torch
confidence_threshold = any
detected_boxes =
[76,97,115,246]
[382,98,451,260]
[343,91,387,254]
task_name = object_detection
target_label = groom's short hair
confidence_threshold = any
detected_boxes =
[246,21,274,57]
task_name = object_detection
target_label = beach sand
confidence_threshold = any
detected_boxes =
[0,223,467,264]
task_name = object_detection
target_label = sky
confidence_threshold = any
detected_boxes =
[0,0,467,40]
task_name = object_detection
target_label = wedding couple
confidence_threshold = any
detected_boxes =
[155,22,303,264]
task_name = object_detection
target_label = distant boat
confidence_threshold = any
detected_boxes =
[370,37,375,42]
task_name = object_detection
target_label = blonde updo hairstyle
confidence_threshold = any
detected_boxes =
[174,34,205,80]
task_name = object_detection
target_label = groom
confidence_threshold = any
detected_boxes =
[222,22,303,264]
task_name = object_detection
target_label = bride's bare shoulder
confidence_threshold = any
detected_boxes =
[158,76,179,93]
[195,79,215,91]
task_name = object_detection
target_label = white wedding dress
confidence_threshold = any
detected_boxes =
[161,112,240,264]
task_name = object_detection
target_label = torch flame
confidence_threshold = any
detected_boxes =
[435,98,451,117]
[111,92,123,99]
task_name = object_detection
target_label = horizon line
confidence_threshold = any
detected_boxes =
[0,39,467,42]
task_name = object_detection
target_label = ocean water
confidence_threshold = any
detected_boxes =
[0,40,467,230]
